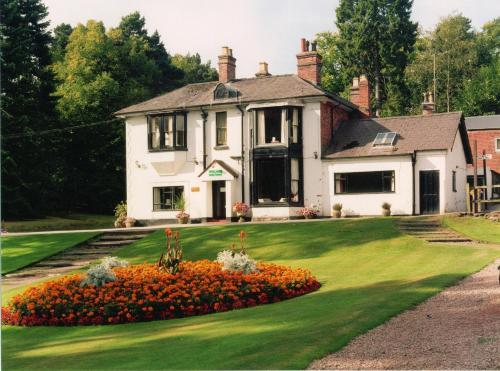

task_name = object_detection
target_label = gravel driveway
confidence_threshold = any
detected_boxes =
[309,259,500,370]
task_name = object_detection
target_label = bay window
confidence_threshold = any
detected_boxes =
[254,107,301,146]
[148,112,187,151]
[335,171,395,194]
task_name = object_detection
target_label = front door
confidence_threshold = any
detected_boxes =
[420,170,440,214]
[212,181,226,219]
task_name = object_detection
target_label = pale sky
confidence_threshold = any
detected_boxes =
[44,0,499,78]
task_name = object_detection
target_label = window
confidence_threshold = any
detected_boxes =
[373,132,397,146]
[147,113,187,151]
[254,107,300,146]
[153,186,184,211]
[252,157,302,205]
[452,170,457,192]
[496,138,500,152]
[335,171,395,194]
[216,112,227,146]
[213,84,239,100]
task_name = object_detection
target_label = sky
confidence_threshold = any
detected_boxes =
[43,0,500,78]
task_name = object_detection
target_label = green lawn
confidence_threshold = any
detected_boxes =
[443,215,500,243]
[2,219,498,370]
[4,213,114,233]
[1,232,99,274]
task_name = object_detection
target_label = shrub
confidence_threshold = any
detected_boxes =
[114,201,127,219]
[382,202,391,210]
[332,203,342,211]
[80,264,116,287]
[2,261,320,326]
[233,202,250,215]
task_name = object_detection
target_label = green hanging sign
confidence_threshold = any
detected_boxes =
[208,169,223,176]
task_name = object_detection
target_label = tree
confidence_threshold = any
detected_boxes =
[1,0,57,218]
[316,31,350,98]
[457,57,500,116]
[405,14,486,114]
[51,23,73,63]
[335,0,417,116]
[171,53,218,85]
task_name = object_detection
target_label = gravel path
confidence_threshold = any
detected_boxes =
[309,259,500,370]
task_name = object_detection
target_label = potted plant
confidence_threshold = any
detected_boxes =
[332,203,342,218]
[381,202,391,216]
[297,207,319,219]
[174,193,189,224]
[233,202,249,223]
[124,216,136,228]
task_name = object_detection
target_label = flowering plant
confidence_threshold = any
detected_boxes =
[232,202,249,215]
[176,211,190,219]
[297,207,319,218]
[2,260,320,326]
[158,228,183,274]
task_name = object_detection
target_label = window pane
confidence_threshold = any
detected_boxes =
[216,112,227,146]
[496,138,500,151]
[291,158,299,202]
[165,116,174,147]
[264,108,282,144]
[175,114,185,147]
[292,108,299,143]
[335,171,395,193]
[150,117,161,149]
[257,110,265,145]
[255,158,287,203]
[153,186,184,211]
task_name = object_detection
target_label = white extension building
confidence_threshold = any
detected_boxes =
[116,40,473,224]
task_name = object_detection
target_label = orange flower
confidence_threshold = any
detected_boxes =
[165,228,173,237]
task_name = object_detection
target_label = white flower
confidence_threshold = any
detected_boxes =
[101,256,129,269]
[216,250,257,274]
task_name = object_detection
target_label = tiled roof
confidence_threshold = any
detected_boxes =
[115,74,356,115]
[324,111,473,163]
[465,114,500,130]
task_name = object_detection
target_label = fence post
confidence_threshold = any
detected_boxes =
[466,182,471,214]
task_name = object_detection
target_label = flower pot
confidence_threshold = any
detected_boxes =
[332,210,342,218]
[304,214,314,219]
[177,216,189,224]
[125,221,135,228]
[382,208,391,217]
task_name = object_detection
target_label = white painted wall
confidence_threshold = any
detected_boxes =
[324,156,414,216]
[445,132,468,212]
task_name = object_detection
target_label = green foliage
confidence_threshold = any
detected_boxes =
[158,229,183,274]
[316,32,350,98]
[50,23,72,63]
[174,193,187,211]
[114,201,127,219]
[335,0,417,116]
[172,53,218,85]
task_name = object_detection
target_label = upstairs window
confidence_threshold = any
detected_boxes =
[496,138,500,152]
[254,107,300,146]
[216,112,227,146]
[335,171,395,194]
[148,113,187,151]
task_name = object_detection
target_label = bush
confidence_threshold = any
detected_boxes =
[332,203,342,211]
[80,257,129,287]
[2,261,320,326]
[217,250,257,274]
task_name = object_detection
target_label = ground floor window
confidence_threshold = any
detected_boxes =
[252,157,302,205]
[335,171,395,194]
[153,186,184,211]
[452,170,457,192]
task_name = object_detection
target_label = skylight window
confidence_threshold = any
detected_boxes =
[373,132,397,146]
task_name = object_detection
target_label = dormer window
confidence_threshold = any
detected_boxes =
[373,132,397,147]
[213,83,239,100]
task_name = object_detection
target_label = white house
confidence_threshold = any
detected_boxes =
[115,39,473,224]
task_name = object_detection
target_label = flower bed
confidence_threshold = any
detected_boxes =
[2,260,320,326]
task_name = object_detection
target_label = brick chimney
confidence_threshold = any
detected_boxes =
[218,46,236,83]
[296,38,322,85]
[349,75,371,117]
[422,91,435,115]
[255,61,271,77]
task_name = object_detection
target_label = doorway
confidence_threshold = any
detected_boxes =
[212,181,226,219]
[420,170,440,214]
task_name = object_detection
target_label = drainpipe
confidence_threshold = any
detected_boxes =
[237,105,245,203]
[412,152,416,215]
[200,108,208,169]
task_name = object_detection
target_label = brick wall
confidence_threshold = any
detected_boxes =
[320,102,350,154]
[467,130,500,172]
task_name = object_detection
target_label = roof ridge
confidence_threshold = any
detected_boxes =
[356,111,462,121]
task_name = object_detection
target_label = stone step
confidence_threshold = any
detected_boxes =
[61,248,116,255]
[99,234,145,241]
[46,253,107,261]
[33,261,83,268]
[425,237,472,243]
[398,224,442,228]
[88,239,138,247]
[106,229,152,236]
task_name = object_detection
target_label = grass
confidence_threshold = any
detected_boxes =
[2,218,498,370]
[1,232,99,274]
[4,213,114,233]
[443,215,500,243]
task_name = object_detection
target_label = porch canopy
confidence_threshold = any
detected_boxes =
[198,160,239,182]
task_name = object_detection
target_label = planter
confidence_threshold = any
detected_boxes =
[177,216,189,224]
[382,209,391,217]
[304,214,315,219]
[237,212,246,223]
[332,210,342,218]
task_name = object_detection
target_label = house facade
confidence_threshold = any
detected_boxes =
[116,40,472,223]
[465,115,500,202]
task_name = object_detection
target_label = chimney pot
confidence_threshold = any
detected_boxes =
[255,61,271,77]
[300,38,307,52]
[296,38,322,85]
[422,91,435,115]
[352,77,359,88]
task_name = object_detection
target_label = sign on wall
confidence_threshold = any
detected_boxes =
[208,169,223,176]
